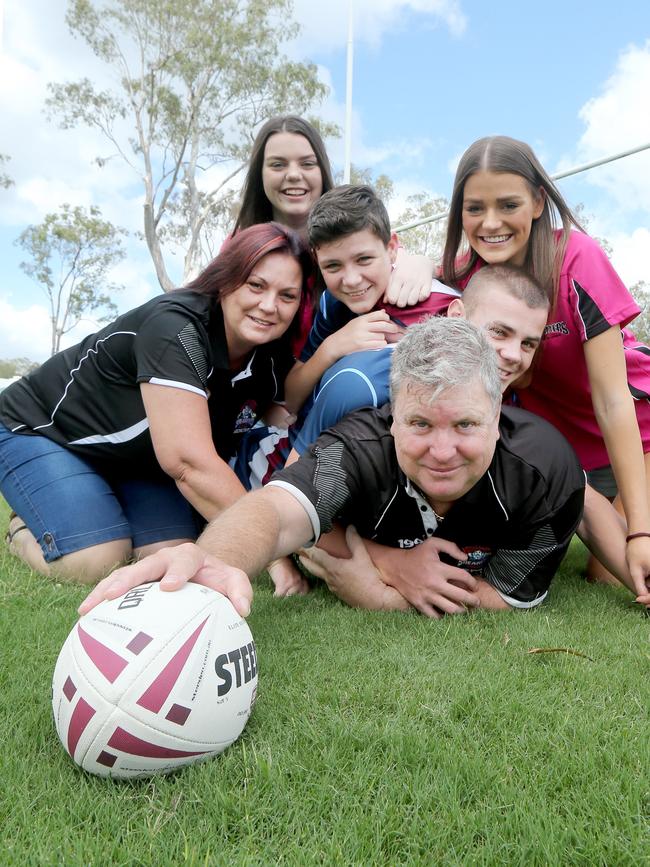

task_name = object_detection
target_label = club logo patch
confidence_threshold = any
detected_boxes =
[459,546,493,573]
[233,401,258,434]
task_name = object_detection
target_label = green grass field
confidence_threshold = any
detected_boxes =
[1,498,648,866]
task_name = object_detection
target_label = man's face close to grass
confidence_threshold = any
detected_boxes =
[314,229,399,314]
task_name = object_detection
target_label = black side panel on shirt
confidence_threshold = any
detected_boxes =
[572,278,610,340]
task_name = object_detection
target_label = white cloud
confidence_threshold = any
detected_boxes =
[1,237,160,364]
[0,1,145,231]
[0,298,53,362]
[109,256,160,312]
[573,40,650,214]
[290,0,466,54]
[608,227,650,290]
[553,42,650,297]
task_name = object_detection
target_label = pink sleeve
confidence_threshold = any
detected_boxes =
[562,232,640,342]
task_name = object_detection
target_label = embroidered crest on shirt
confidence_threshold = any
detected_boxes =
[459,546,493,572]
[233,401,258,434]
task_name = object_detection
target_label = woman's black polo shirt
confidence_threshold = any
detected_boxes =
[0,289,294,470]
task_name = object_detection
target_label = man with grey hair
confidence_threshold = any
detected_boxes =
[81,317,585,618]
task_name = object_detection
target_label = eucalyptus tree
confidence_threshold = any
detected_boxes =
[0,154,13,190]
[47,0,329,290]
[394,192,449,260]
[335,165,395,203]
[17,204,126,356]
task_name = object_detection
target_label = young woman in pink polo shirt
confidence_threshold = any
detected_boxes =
[441,135,650,605]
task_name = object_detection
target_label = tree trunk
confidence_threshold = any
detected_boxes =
[143,202,175,292]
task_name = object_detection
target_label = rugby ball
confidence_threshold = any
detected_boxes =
[52,582,257,779]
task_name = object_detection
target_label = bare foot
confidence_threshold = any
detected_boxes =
[267,556,310,597]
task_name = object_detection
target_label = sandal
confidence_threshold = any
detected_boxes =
[5,511,28,546]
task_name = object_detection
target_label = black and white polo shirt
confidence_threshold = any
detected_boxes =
[0,289,294,469]
[269,404,585,608]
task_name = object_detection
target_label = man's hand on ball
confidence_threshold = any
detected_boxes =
[79,542,253,618]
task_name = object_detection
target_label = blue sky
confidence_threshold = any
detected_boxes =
[1,0,649,361]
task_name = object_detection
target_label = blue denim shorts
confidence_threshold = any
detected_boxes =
[0,423,201,562]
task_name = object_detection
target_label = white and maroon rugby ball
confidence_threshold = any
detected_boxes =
[52,582,257,779]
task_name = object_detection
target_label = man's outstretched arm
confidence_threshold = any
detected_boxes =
[80,487,313,614]
[198,486,313,576]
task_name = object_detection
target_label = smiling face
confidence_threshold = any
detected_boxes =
[449,286,547,390]
[221,251,302,361]
[261,132,324,230]
[314,229,399,314]
[391,379,500,516]
[462,171,545,267]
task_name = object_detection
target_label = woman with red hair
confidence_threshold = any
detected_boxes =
[1,223,313,585]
